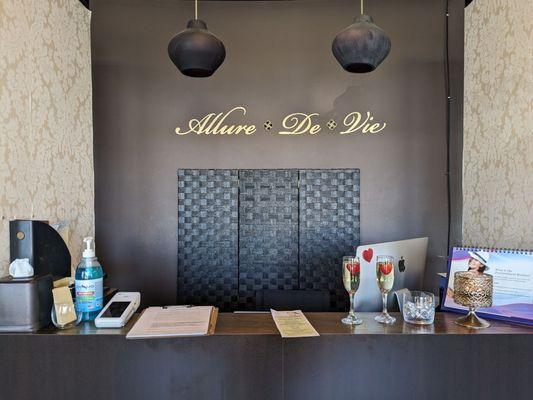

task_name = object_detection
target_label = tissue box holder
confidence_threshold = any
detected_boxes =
[0,275,53,332]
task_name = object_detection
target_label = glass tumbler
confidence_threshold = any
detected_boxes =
[402,290,435,325]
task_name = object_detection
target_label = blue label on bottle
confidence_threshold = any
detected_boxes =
[75,278,103,312]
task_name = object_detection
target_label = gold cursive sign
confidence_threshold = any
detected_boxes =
[175,107,387,136]
[340,112,387,134]
[175,106,256,135]
[279,113,321,135]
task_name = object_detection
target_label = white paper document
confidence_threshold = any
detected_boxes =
[270,309,320,338]
[126,306,215,339]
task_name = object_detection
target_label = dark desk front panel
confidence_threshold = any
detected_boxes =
[284,334,532,400]
[1,335,282,400]
[1,313,531,400]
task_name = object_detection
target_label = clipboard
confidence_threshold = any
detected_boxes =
[126,306,219,339]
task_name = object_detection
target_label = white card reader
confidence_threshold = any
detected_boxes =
[95,292,140,328]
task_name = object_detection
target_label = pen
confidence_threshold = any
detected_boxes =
[162,305,194,309]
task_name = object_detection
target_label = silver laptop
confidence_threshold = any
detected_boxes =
[353,237,428,311]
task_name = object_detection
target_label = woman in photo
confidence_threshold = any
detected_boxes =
[467,252,489,275]
[446,251,490,299]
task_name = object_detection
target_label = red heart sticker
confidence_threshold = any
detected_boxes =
[362,248,373,263]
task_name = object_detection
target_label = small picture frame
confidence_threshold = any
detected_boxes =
[442,247,533,326]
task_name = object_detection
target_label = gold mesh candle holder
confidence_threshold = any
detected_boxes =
[453,271,493,329]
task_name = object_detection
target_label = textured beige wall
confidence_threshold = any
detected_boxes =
[0,0,94,276]
[463,0,533,248]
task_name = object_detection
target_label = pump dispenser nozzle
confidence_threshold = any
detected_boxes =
[82,237,96,258]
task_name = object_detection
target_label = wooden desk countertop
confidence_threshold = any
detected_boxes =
[31,311,532,336]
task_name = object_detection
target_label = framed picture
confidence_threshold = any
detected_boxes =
[442,247,533,326]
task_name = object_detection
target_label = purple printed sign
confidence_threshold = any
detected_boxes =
[442,247,533,326]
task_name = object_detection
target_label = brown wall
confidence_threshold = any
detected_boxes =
[92,0,463,306]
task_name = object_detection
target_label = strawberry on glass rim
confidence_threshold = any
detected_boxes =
[346,262,360,274]
[379,262,393,275]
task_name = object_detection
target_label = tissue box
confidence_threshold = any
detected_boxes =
[0,275,53,332]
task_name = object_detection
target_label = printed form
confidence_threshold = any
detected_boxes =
[270,309,320,338]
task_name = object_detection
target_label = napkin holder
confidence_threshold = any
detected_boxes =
[0,275,54,332]
[0,220,71,332]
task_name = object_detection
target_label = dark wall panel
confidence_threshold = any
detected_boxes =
[178,169,359,311]
[177,169,239,310]
[92,0,464,305]
[238,170,299,309]
[299,169,360,310]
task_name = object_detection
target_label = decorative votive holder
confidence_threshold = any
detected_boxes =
[402,291,435,325]
[453,271,493,329]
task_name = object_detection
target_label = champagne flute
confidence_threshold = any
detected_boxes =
[375,255,396,324]
[341,256,363,325]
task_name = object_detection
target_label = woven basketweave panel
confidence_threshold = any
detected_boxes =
[178,169,360,312]
[298,169,360,311]
[177,169,239,311]
[238,169,299,310]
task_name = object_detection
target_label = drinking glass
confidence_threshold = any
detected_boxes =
[402,290,435,325]
[342,256,363,325]
[375,255,396,324]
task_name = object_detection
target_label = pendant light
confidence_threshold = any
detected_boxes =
[332,0,391,73]
[168,0,226,77]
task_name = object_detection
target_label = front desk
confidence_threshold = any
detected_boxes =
[1,312,531,400]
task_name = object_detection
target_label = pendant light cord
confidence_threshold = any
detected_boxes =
[445,0,452,252]
[195,0,198,19]
[361,0,364,15]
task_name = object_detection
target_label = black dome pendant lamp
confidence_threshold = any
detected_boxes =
[168,0,226,77]
[332,0,391,73]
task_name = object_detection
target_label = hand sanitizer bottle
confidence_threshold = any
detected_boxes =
[75,237,104,322]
